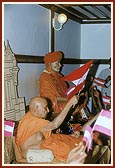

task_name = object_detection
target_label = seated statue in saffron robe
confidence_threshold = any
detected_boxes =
[15,95,87,163]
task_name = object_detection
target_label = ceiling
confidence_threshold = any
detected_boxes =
[40,3,111,24]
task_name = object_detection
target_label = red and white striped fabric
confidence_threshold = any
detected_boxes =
[92,109,111,137]
[93,77,106,87]
[4,120,15,137]
[83,125,93,152]
[62,60,93,99]
[102,95,111,105]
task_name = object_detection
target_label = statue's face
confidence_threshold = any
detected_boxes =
[50,61,62,72]
[34,98,49,119]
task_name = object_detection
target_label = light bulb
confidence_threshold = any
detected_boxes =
[57,14,67,24]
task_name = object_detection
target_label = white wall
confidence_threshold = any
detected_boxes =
[4,4,49,105]
[4,4,82,105]
[4,4,50,55]
[81,24,111,76]
[55,19,81,75]
[4,4,111,105]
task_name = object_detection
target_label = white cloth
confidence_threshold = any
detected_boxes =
[26,149,54,163]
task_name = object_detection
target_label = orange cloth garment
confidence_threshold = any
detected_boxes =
[39,71,68,113]
[15,112,51,154]
[40,133,82,161]
[15,112,82,162]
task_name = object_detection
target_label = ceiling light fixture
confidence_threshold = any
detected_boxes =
[52,13,68,31]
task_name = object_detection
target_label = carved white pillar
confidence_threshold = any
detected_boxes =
[4,41,25,121]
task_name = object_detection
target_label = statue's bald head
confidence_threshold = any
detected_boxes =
[29,96,49,118]
[29,96,46,111]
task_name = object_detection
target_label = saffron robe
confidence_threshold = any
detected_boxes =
[39,71,68,113]
[15,112,82,161]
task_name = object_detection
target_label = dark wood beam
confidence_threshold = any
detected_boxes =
[62,6,90,19]
[62,58,109,64]
[91,5,110,19]
[40,4,111,24]
[15,54,44,63]
[40,4,82,24]
[82,20,111,24]
[79,5,101,19]
[104,5,111,12]
[15,54,110,64]
[51,10,54,52]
